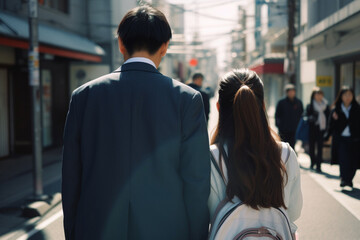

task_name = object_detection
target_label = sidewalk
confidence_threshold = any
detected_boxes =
[0,148,63,237]
[295,144,360,221]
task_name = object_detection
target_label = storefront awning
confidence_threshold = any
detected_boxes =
[0,12,105,62]
[249,54,285,75]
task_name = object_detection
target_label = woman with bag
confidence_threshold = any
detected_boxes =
[208,69,303,239]
[306,87,330,172]
[324,86,360,191]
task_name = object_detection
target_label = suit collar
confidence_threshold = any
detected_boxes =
[113,62,161,75]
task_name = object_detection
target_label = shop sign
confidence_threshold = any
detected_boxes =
[316,76,333,87]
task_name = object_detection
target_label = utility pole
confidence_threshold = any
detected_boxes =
[285,0,296,84]
[28,0,44,199]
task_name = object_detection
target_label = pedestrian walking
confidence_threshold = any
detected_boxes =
[188,73,210,123]
[62,6,210,240]
[306,87,330,172]
[208,69,303,236]
[324,86,360,191]
[275,84,304,149]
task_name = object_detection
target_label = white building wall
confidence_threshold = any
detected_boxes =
[316,60,336,104]
[307,31,360,61]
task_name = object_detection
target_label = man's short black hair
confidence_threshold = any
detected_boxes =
[117,6,172,56]
[192,73,204,81]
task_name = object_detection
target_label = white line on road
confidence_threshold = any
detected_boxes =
[16,210,63,240]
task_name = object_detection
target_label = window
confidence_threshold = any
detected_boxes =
[38,0,68,14]
[340,63,353,88]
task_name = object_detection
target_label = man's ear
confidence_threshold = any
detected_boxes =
[118,38,126,55]
[160,41,170,57]
[216,102,220,112]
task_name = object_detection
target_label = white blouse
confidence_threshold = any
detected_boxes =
[208,142,303,232]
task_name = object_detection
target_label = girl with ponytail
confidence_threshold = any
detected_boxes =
[208,69,303,232]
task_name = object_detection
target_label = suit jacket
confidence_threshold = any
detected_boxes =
[62,62,210,240]
[187,83,210,122]
[275,97,303,133]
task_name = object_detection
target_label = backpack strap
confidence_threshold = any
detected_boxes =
[210,146,226,184]
[210,151,224,182]
[218,144,230,166]
[210,198,229,227]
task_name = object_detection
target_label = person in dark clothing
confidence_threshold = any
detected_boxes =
[324,86,360,191]
[275,84,304,149]
[188,73,210,122]
[306,87,330,172]
[62,6,210,240]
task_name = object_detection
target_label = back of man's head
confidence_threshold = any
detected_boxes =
[117,6,172,56]
[192,73,204,82]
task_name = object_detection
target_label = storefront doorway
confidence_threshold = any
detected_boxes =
[337,57,360,104]
[0,68,9,157]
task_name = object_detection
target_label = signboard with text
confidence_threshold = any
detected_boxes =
[316,76,333,87]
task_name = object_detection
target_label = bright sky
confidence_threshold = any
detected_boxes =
[167,0,249,70]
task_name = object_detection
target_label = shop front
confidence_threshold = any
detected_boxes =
[0,12,105,156]
[336,57,360,103]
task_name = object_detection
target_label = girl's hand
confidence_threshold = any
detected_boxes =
[332,112,338,120]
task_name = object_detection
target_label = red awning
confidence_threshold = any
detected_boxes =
[0,36,102,62]
[0,12,105,62]
[250,62,284,75]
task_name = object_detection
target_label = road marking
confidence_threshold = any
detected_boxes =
[16,210,63,240]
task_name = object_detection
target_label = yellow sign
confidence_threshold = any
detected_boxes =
[316,76,333,87]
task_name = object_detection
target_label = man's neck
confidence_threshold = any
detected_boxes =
[124,51,161,68]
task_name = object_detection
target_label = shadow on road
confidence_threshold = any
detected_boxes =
[299,164,340,180]
[338,188,360,200]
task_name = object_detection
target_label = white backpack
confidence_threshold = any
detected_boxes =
[208,144,294,240]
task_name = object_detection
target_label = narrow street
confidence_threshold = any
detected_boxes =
[2,96,360,240]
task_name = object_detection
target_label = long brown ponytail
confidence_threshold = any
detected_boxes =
[212,69,287,210]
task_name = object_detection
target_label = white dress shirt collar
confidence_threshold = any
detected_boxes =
[341,103,352,137]
[123,57,156,69]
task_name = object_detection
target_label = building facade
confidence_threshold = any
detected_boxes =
[295,0,360,106]
[0,0,137,158]
[235,0,289,115]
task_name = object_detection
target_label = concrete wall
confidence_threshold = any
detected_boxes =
[307,30,360,61]
[299,45,335,106]
[316,59,336,104]
[307,0,354,28]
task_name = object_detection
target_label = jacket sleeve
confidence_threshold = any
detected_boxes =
[180,92,210,240]
[202,92,210,122]
[284,147,303,223]
[62,93,82,240]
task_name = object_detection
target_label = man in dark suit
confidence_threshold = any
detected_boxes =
[62,6,210,240]
[188,73,210,123]
[275,84,304,149]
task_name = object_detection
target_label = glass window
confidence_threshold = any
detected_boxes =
[39,0,68,14]
[340,62,353,88]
